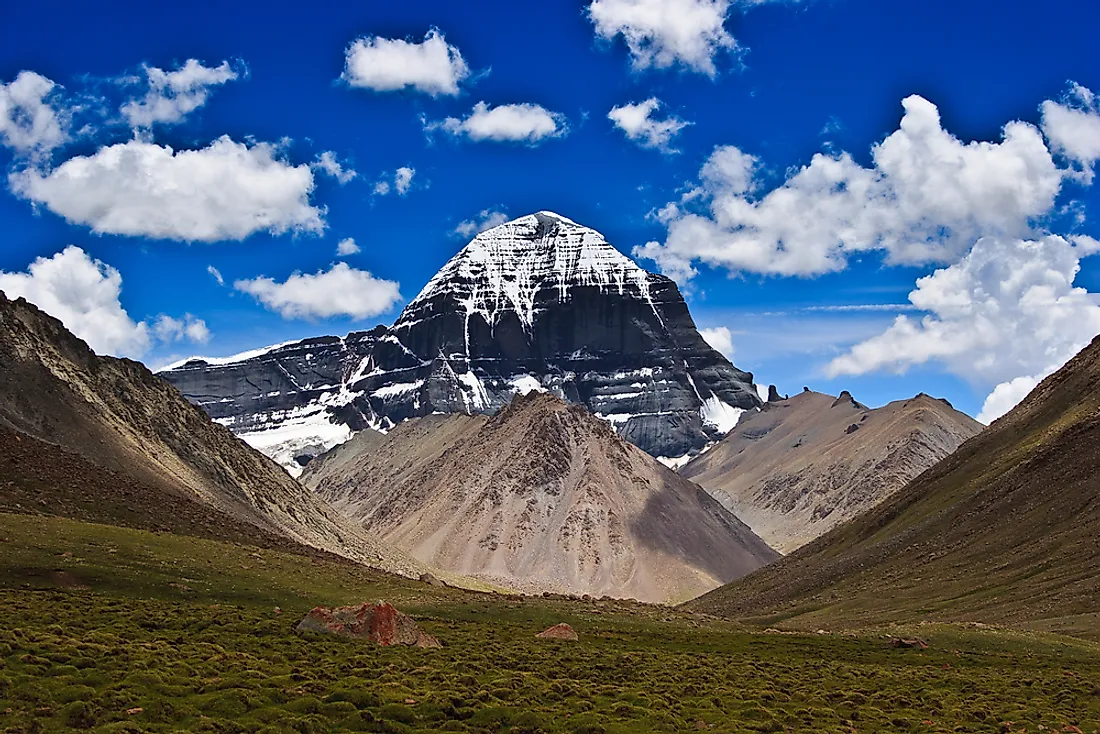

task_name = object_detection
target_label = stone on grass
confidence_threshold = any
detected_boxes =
[297,601,441,648]
[419,572,446,587]
[536,623,578,641]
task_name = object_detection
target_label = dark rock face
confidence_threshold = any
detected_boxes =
[162,212,760,472]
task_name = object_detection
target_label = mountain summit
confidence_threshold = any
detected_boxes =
[163,212,761,472]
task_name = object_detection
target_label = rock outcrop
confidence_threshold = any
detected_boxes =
[161,212,761,473]
[297,601,441,648]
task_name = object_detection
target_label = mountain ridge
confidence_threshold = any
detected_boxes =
[0,290,423,576]
[684,336,1100,638]
[680,389,983,552]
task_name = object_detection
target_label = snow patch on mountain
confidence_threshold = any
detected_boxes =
[160,339,301,372]
[508,374,546,395]
[700,396,746,434]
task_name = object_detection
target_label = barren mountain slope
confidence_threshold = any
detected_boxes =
[303,392,779,603]
[685,336,1100,637]
[681,390,982,552]
[0,291,421,576]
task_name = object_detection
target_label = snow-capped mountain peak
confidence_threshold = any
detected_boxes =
[401,212,654,332]
[162,211,762,473]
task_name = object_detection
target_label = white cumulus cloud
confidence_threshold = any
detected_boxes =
[10,136,324,242]
[976,375,1043,425]
[1041,82,1100,182]
[207,265,225,285]
[700,326,735,359]
[373,166,416,196]
[453,208,509,238]
[312,151,357,184]
[827,235,1100,423]
[608,98,690,152]
[336,237,360,256]
[235,262,402,320]
[121,59,240,128]
[0,246,148,356]
[588,0,737,76]
[0,246,209,357]
[427,102,567,144]
[636,94,1065,281]
[342,29,470,96]
[0,71,67,157]
[153,313,210,344]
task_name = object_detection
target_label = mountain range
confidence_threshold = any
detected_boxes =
[161,212,762,474]
[681,389,983,552]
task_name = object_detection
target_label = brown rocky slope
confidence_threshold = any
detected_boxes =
[0,291,421,576]
[303,392,779,603]
[681,390,982,552]
[684,336,1100,638]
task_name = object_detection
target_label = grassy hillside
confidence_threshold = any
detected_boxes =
[1,512,1099,733]
[685,336,1100,639]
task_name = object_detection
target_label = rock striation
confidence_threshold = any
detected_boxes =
[301,391,779,604]
[161,212,761,473]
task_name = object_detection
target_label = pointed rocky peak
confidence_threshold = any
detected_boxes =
[831,390,868,411]
[398,211,654,330]
[487,390,620,446]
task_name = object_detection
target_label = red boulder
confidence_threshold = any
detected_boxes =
[297,601,441,648]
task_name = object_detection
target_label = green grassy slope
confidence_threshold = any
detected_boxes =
[685,336,1100,638]
[1,512,1099,733]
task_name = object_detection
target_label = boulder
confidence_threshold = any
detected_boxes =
[419,572,446,587]
[536,623,579,641]
[888,637,928,649]
[297,601,441,648]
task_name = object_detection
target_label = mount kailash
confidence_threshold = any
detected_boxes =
[161,212,763,474]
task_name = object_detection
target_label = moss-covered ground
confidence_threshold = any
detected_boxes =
[1,512,1098,733]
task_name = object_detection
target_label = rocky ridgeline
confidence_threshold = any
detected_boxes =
[161,212,760,473]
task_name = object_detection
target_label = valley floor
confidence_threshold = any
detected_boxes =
[0,512,1098,733]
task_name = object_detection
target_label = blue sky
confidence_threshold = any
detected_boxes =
[2,0,1100,422]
